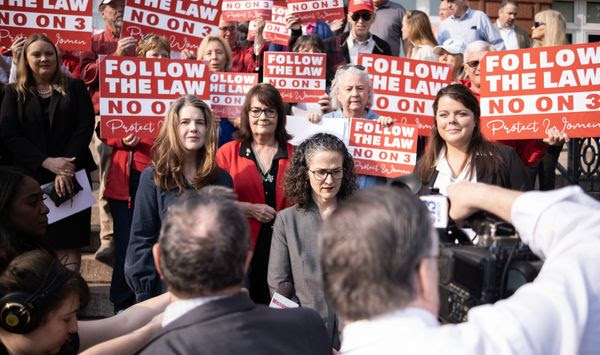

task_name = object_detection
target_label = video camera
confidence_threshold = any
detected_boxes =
[389,175,542,324]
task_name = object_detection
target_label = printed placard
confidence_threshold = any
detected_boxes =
[263,51,326,103]
[0,0,93,51]
[221,0,272,22]
[348,119,418,178]
[248,2,290,46]
[121,0,222,53]
[99,56,209,139]
[209,72,258,118]
[480,42,600,139]
[359,54,452,136]
[287,0,344,24]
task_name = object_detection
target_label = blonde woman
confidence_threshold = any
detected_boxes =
[402,10,438,62]
[125,95,233,303]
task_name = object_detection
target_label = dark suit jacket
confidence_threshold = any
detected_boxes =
[418,144,532,194]
[136,292,332,355]
[0,78,96,183]
[340,31,392,64]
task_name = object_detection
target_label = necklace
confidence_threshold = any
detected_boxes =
[36,86,52,96]
[251,142,276,183]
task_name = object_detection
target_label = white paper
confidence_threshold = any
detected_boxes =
[286,115,347,146]
[269,292,300,309]
[43,170,95,224]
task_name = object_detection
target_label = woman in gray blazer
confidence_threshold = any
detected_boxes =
[268,133,357,349]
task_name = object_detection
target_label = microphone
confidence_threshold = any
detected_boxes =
[276,282,295,300]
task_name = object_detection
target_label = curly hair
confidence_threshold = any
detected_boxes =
[136,34,171,58]
[284,133,357,208]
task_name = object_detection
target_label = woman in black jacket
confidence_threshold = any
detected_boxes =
[0,34,95,271]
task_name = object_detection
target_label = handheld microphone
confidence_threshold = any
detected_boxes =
[420,188,449,229]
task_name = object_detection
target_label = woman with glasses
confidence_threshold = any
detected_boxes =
[416,84,530,196]
[402,10,438,62]
[216,83,293,305]
[434,38,466,83]
[268,133,357,349]
[531,10,569,190]
[125,95,233,303]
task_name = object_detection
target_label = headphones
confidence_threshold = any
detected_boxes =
[0,258,69,334]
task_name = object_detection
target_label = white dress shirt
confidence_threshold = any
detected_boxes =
[162,295,227,327]
[496,21,519,50]
[347,32,376,65]
[433,148,477,196]
[340,185,600,355]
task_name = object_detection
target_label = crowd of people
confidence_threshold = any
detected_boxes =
[0,0,597,354]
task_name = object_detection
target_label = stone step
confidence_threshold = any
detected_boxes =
[79,283,113,319]
[80,254,113,284]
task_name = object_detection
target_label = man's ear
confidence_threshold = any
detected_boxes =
[153,243,164,280]
[415,258,438,312]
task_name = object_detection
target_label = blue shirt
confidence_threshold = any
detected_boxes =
[323,109,388,189]
[436,8,505,51]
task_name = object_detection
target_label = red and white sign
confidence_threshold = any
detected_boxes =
[0,0,93,51]
[348,119,418,178]
[359,54,452,136]
[480,42,600,139]
[248,2,289,46]
[99,56,209,139]
[221,0,272,22]
[209,72,258,118]
[121,0,222,53]
[263,51,326,103]
[287,0,344,24]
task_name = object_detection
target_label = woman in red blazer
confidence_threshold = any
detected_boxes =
[216,83,293,305]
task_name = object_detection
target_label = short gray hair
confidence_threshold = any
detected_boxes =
[464,40,495,61]
[319,186,433,321]
[158,186,249,296]
[329,65,373,112]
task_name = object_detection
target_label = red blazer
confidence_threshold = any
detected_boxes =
[216,140,293,248]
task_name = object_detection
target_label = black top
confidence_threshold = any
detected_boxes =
[0,332,79,355]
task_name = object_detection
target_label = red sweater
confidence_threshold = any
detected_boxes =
[216,140,293,248]
[102,137,153,202]
[460,79,548,166]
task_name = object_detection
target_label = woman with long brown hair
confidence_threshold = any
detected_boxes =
[125,95,233,303]
[416,84,530,195]
[402,10,438,62]
[0,34,95,271]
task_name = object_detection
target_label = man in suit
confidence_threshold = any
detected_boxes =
[494,0,531,50]
[136,187,331,355]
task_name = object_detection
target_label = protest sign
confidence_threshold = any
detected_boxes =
[347,118,418,178]
[221,0,272,22]
[480,42,600,139]
[269,292,299,309]
[263,51,326,103]
[99,56,209,139]
[0,0,93,51]
[248,2,289,45]
[358,54,452,136]
[287,0,344,24]
[209,72,258,118]
[286,116,347,146]
[121,0,222,53]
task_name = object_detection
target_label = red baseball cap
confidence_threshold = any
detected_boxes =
[348,0,375,13]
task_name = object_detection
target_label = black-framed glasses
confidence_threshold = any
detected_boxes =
[309,168,343,181]
[350,12,373,22]
[465,60,480,68]
[533,21,545,28]
[249,107,277,118]
[219,25,237,32]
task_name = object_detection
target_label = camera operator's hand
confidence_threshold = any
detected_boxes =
[447,182,523,224]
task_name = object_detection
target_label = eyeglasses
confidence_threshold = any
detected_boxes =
[533,21,546,28]
[309,168,343,181]
[249,107,277,118]
[350,12,373,22]
[465,60,480,68]
[219,25,237,32]
[340,64,366,71]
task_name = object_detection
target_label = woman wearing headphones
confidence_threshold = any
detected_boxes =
[0,250,169,355]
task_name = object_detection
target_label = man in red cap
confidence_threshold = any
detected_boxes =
[342,0,391,64]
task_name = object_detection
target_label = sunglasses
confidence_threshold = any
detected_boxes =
[350,12,373,22]
[219,25,237,32]
[465,60,480,68]
[533,21,545,28]
[340,64,366,71]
